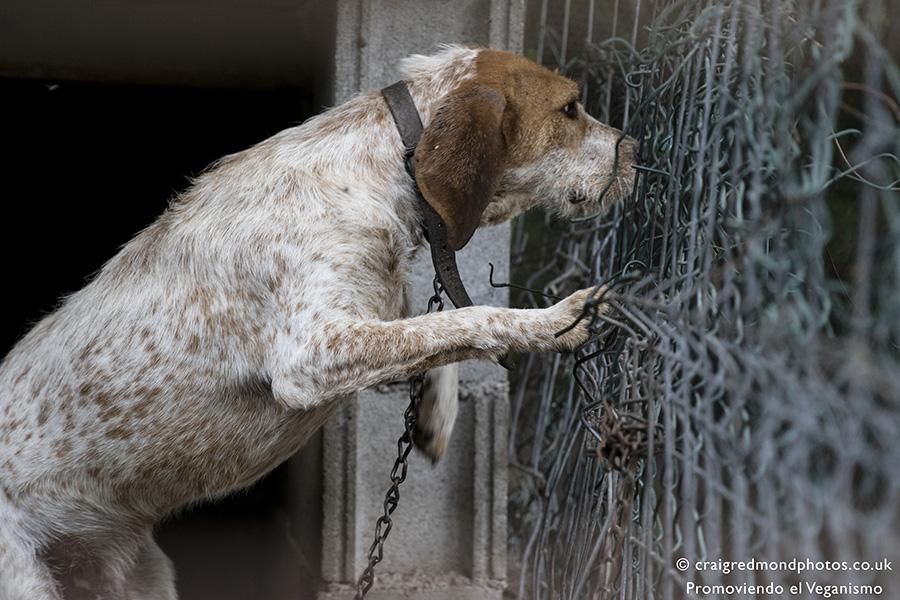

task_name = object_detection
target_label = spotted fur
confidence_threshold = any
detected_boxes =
[0,45,633,599]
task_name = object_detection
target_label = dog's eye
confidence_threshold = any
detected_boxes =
[562,101,579,119]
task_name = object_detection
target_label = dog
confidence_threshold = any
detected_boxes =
[0,45,636,599]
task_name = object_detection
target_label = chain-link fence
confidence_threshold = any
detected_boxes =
[509,1,900,597]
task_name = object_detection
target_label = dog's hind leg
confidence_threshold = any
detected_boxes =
[44,528,172,600]
[413,363,459,462]
[0,495,62,600]
[124,534,177,600]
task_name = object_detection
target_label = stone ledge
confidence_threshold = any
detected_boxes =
[320,572,505,600]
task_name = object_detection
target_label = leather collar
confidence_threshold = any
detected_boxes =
[381,81,513,371]
[381,80,474,309]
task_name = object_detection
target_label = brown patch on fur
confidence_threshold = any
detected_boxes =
[325,327,346,353]
[136,386,162,402]
[36,402,50,427]
[474,50,584,164]
[273,252,289,276]
[105,425,132,440]
[94,390,113,409]
[130,399,151,419]
[146,351,162,369]
[188,287,214,316]
[487,312,514,328]
[385,252,401,278]
[144,338,158,354]
[31,379,46,398]
[99,406,123,422]
[12,368,29,387]
[266,270,286,294]
[54,439,73,459]
[187,334,201,354]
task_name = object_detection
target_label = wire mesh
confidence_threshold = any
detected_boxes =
[510,1,900,598]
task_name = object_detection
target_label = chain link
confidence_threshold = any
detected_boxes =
[354,276,444,599]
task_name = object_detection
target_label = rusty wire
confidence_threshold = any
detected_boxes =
[509,1,900,598]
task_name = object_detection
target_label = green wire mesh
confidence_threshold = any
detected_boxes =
[509,1,900,597]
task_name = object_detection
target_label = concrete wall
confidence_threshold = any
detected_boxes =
[319,2,524,599]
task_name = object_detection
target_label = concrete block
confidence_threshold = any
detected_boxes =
[322,2,523,598]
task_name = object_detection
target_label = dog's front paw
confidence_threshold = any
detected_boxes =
[412,363,459,462]
[546,287,606,352]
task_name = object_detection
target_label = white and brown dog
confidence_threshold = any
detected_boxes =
[0,45,635,599]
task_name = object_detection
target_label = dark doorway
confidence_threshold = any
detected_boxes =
[1,77,325,600]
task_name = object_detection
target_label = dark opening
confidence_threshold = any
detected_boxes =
[1,78,324,600]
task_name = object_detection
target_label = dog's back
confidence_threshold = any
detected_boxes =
[0,125,373,557]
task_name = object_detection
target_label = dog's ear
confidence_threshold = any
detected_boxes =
[415,83,507,251]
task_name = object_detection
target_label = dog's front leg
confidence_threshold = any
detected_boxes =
[270,288,599,411]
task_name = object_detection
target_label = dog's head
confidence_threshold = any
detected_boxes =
[406,47,637,250]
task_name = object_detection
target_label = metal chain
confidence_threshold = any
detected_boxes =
[354,276,445,599]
